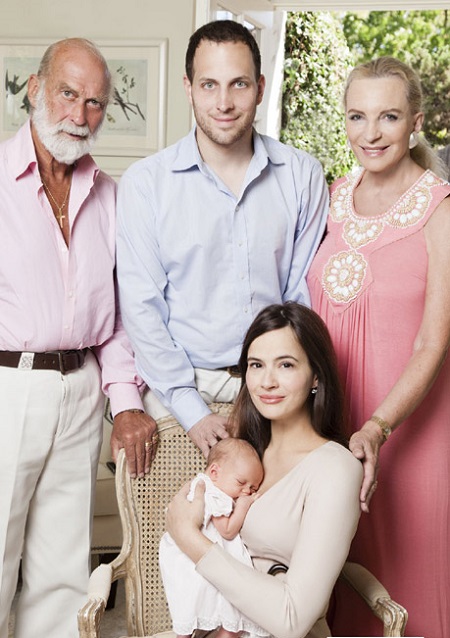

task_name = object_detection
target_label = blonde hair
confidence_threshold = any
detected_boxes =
[344,56,447,179]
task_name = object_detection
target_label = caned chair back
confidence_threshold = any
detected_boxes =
[116,403,233,636]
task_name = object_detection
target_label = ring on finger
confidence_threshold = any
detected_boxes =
[144,441,152,450]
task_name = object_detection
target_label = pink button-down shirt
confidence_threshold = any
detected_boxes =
[0,122,144,415]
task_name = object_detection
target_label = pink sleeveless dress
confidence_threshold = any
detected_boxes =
[308,168,450,638]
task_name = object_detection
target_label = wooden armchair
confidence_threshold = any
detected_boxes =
[78,402,407,638]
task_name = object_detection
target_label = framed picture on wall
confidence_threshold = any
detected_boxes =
[0,38,168,157]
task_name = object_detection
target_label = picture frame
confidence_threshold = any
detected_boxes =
[0,38,167,158]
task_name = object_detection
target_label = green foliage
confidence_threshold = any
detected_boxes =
[281,12,356,184]
[342,10,449,59]
[342,10,450,146]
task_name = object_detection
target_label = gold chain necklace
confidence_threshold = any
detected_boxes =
[41,178,71,229]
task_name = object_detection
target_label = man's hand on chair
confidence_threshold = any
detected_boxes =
[188,414,230,457]
[111,410,158,478]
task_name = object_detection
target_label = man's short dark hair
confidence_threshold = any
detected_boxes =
[185,20,261,83]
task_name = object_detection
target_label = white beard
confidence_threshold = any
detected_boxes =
[31,86,101,165]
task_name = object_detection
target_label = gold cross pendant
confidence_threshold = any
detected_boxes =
[57,210,65,228]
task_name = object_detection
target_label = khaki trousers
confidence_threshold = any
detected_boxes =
[142,367,242,423]
[0,352,104,638]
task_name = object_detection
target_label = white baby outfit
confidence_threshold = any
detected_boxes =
[159,473,269,638]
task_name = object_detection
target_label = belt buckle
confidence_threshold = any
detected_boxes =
[19,352,35,370]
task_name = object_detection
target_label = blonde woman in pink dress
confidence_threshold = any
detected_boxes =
[307,57,450,637]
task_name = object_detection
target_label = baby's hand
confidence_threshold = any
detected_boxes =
[235,493,259,511]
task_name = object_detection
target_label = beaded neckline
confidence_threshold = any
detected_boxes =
[338,168,432,222]
[329,169,444,251]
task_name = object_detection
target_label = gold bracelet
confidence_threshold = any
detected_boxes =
[369,415,392,442]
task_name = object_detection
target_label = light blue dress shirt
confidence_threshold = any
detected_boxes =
[116,128,329,430]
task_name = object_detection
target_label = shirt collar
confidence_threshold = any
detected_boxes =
[171,127,203,172]
[10,121,38,179]
[252,129,286,169]
[171,126,286,174]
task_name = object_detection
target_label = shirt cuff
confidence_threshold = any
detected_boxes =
[168,386,212,431]
[108,382,144,418]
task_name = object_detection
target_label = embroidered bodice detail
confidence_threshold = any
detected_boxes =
[323,250,367,303]
[322,169,445,305]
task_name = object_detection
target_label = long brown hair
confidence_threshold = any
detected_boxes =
[232,302,348,458]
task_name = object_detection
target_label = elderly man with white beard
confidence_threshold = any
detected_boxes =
[0,38,156,638]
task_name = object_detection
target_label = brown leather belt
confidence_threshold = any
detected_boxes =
[0,349,88,374]
[218,365,241,378]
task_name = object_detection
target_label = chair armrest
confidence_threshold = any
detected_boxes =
[88,563,113,603]
[340,561,408,636]
[78,563,113,638]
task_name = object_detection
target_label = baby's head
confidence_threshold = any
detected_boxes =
[206,438,263,499]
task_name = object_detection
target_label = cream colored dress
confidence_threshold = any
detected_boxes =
[196,442,363,638]
[159,473,269,638]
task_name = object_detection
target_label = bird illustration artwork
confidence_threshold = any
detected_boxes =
[5,70,28,123]
[106,66,146,126]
